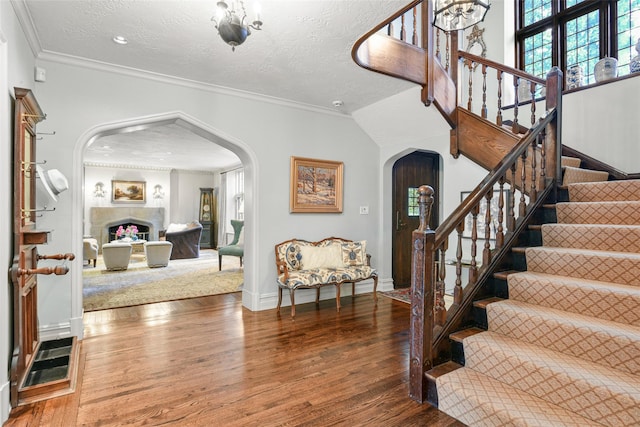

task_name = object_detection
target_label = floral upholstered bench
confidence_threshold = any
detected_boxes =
[274,237,378,317]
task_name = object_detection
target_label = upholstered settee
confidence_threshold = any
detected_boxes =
[274,237,378,317]
[164,221,203,260]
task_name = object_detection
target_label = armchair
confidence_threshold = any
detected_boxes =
[83,238,98,267]
[165,222,203,260]
[218,220,244,270]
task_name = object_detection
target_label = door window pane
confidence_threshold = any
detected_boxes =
[408,187,419,217]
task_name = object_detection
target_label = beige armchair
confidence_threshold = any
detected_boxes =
[102,243,132,271]
[144,241,173,268]
[83,238,98,267]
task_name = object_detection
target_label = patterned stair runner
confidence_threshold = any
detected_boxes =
[436,157,640,426]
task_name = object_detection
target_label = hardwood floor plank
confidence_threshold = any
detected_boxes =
[5,293,463,426]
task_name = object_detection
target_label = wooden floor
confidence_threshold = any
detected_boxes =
[5,293,463,426]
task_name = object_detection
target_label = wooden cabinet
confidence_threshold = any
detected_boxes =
[199,187,217,249]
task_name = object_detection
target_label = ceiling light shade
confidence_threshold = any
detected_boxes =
[433,0,490,32]
[212,1,263,51]
[37,165,69,202]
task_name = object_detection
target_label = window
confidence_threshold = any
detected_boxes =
[408,187,420,217]
[517,0,640,86]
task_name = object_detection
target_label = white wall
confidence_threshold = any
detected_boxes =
[169,170,216,224]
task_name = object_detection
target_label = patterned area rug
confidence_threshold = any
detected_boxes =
[380,288,411,304]
[83,249,243,311]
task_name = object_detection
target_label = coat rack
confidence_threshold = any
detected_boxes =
[9,88,79,407]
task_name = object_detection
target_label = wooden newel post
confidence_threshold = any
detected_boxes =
[545,66,563,188]
[409,185,436,402]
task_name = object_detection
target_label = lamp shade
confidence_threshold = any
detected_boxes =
[433,0,490,32]
[37,165,69,202]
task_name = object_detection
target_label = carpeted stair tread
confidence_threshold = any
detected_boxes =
[541,223,640,252]
[562,165,608,186]
[486,299,640,375]
[508,271,640,326]
[461,331,640,426]
[568,179,640,202]
[525,246,640,286]
[556,200,640,225]
[561,156,582,168]
[436,367,603,427]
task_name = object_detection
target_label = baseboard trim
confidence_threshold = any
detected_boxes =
[69,315,84,340]
[258,278,394,311]
[39,321,73,342]
[1,379,10,424]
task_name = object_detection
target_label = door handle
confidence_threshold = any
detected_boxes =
[396,211,406,231]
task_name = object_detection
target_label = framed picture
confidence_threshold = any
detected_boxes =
[290,156,343,213]
[112,180,146,203]
[460,190,510,239]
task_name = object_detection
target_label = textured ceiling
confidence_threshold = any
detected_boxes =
[18,0,414,170]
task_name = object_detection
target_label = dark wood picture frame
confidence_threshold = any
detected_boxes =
[112,180,146,203]
[290,156,343,213]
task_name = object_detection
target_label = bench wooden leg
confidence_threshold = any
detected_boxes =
[335,284,341,312]
[289,289,296,317]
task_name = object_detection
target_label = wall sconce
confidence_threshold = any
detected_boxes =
[93,182,106,198]
[153,184,165,200]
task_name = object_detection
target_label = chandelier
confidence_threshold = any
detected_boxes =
[211,1,263,51]
[433,0,490,32]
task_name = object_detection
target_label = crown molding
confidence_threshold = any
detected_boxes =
[10,0,42,56]
[83,161,219,175]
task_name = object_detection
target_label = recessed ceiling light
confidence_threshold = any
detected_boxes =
[112,36,128,45]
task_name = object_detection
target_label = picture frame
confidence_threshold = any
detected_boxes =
[460,190,510,239]
[290,156,343,213]
[112,180,146,203]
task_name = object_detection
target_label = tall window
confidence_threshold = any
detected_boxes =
[517,0,640,86]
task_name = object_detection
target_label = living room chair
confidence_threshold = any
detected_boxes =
[83,238,98,267]
[165,221,203,260]
[144,241,173,268]
[102,242,133,271]
[218,220,244,270]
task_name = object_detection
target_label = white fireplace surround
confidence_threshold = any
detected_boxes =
[90,207,165,249]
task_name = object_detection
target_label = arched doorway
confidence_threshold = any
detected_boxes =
[70,112,258,337]
[391,151,440,287]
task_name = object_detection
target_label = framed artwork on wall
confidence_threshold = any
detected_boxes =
[112,180,146,203]
[290,156,343,213]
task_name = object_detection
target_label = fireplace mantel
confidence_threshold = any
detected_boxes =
[90,207,165,249]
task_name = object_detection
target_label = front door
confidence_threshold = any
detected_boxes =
[392,151,439,288]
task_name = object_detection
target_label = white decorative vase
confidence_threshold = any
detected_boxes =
[594,57,618,82]
[565,64,583,89]
[630,38,640,74]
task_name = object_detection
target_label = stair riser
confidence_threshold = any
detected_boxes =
[556,201,640,225]
[487,302,640,375]
[542,224,640,253]
[508,273,640,326]
[526,247,640,287]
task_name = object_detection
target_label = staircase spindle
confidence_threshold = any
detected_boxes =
[496,178,505,248]
[387,22,394,37]
[435,29,441,59]
[454,222,464,305]
[467,64,474,111]
[412,7,418,45]
[530,138,538,203]
[496,70,503,126]
[519,150,528,217]
[512,76,520,133]
[530,82,537,126]
[481,65,488,119]
[435,244,447,326]
[483,190,493,266]
[469,204,479,285]
[401,14,407,42]
[540,128,547,184]
[509,164,517,231]
[445,31,450,71]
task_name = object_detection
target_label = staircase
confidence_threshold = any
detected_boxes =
[352,2,640,425]
[433,159,640,426]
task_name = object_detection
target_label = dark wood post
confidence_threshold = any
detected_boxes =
[545,66,563,187]
[409,185,436,402]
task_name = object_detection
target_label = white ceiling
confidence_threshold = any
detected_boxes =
[17,0,414,171]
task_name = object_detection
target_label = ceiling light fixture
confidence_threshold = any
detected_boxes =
[433,0,490,32]
[112,35,128,45]
[211,1,263,51]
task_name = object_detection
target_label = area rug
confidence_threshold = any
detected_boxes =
[380,288,411,304]
[83,250,243,311]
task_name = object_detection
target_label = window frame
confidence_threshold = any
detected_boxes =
[515,0,621,86]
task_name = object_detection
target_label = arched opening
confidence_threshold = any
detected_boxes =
[70,112,258,337]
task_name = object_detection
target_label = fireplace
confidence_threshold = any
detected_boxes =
[89,207,165,250]
[108,222,150,241]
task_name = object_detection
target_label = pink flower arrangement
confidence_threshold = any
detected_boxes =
[116,224,138,239]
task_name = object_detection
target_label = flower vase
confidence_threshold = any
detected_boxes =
[594,57,618,82]
[630,38,640,74]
